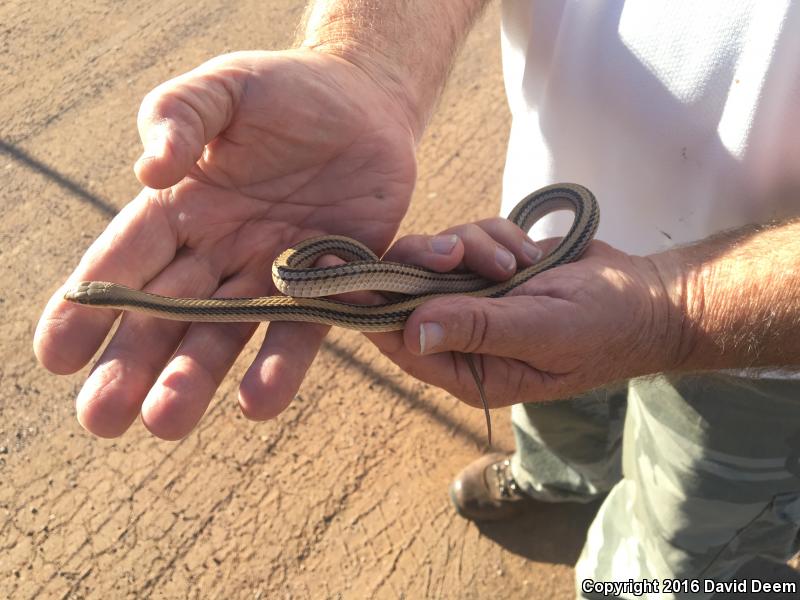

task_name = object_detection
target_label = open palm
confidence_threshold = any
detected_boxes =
[34,50,417,439]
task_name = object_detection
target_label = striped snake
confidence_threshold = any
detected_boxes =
[65,183,599,445]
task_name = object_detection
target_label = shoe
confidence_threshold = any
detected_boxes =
[449,452,532,521]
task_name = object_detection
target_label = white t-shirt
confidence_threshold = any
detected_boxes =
[500,0,800,255]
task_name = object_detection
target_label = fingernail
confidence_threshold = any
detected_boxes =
[522,239,542,263]
[495,246,516,271]
[419,322,444,354]
[430,234,458,255]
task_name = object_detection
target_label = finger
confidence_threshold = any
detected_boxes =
[404,295,559,358]
[366,331,522,409]
[386,224,519,281]
[381,233,464,273]
[34,189,177,375]
[385,221,544,277]
[140,274,264,440]
[75,249,220,438]
[438,222,519,280]
[134,58,246,189]
[382,233,464,272]
[469,217,543,267]
[239,321,330,420]
[237,246,407,422]
[383,221,544,284]
[367,329,469,393]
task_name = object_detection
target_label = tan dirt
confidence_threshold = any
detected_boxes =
[0,2,594,597]
[3,2,799,598]
[3,1,800,599]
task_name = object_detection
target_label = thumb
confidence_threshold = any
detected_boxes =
[134,57,245,189]
[404,295,544,357]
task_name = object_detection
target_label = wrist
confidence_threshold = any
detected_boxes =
[297,0,490,144]
[300,36,429,143]
[646,217,800,373]
[638,252,702,373]
[299,21,428,141]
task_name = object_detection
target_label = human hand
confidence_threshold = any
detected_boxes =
[367,218,674,408]
[34,49,417,439]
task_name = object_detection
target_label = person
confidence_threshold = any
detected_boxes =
[34,0,800,597]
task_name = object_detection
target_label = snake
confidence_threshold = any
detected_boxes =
[65,183,599,446]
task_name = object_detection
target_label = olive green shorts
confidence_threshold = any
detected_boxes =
[511,374,800,599]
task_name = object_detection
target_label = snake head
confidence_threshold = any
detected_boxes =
[63,281,116,305]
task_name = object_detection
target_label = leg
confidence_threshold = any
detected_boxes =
[450,385,627,520]
[576,374,800,599]
[511,384,627,503]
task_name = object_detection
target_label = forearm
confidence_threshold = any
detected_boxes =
[298,0,491,139]
[651,218,800,372]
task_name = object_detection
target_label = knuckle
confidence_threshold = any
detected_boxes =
[447,352,480,407]
[139,86,169,119]
[508,366,530,402]
[462,222,484,241]
[447,222,480,242]
[464,304,490,353]
[403,234,427,251]
[385,234,425,263]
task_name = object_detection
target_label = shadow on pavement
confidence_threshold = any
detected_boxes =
[1,138,117,217]
[477,499,602,566]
